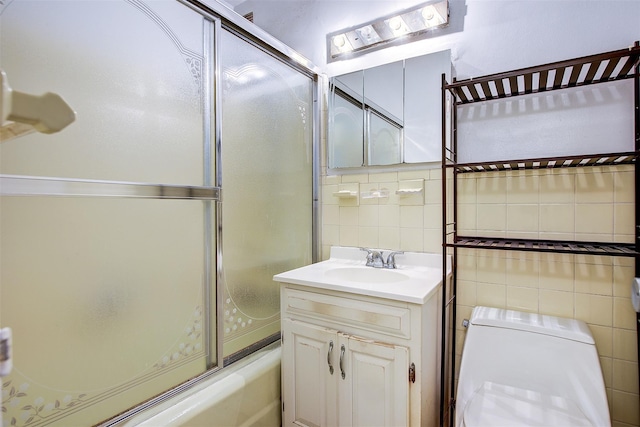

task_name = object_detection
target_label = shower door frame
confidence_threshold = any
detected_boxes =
[106,0,323,422]
[203,2,322,367]
[101,0,323,421]
[0,0,321,424]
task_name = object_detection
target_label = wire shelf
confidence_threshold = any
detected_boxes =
[446,45,640,104]
[447,151,638,173]
[447,236,638,256]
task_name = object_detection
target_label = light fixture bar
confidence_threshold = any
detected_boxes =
[327,0,449,61]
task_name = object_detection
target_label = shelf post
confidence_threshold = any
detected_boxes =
[634,39,640,399]
[440,72,448,427]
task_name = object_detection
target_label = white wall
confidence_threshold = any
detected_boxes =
[234,0,640,79]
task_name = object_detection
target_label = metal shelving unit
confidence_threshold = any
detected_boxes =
[440,42,640,427]
[453,151,638,174]
[451,236,638,256]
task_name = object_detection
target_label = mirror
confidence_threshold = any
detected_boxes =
[365,60,404,165]
[330,71,365,168]
[329,49,451,169]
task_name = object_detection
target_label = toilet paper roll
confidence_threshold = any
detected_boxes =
[632,278,640,313]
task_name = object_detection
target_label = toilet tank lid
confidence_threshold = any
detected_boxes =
[470,306,595,344]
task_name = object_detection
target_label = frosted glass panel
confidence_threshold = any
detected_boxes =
[0,0,204,185]
[220,30,313,357]
[457,80,634,163]
[0,1,213,426]
[0,198,212,426]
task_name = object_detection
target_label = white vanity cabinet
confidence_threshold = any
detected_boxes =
[280,284,441,427]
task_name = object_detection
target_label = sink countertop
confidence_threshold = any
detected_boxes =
[273,246,451,304]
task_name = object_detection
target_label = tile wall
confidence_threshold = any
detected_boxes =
[320,164,640,426]
[320,168,443,259]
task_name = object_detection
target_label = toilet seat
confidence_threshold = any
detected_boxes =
[462,382,593,427]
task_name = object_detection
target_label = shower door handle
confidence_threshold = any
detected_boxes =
[327,341,334,375]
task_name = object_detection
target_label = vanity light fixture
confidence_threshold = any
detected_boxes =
[327,0,449,61]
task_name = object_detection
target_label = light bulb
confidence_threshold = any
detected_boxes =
[333,34,346,48]
[422,6,435,21]
[388,16,402,31]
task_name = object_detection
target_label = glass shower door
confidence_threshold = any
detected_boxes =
[219,29,314,359]
[0,1,216,425]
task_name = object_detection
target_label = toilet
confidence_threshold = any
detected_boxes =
[456,306,610,427]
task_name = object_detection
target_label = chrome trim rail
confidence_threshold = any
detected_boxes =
[213,16,226,372]
[0,174,221,200]
[203,17,216,370]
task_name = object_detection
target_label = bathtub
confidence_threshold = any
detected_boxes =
[123,343,281,427]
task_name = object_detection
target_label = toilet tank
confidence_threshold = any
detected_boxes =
[456,306,610,427]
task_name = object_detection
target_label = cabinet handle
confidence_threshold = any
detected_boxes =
[327,341,334,375]
[339,344,346,379]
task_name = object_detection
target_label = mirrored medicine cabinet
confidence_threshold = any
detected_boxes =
[328,49,451,170]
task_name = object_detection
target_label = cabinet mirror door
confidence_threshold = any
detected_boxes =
[328,50,451,169]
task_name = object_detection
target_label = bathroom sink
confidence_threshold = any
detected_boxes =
[324,266,410,283]
[274,246,451,304]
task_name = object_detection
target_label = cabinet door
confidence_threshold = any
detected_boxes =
[282,319,338,427]
[338,334,410,427]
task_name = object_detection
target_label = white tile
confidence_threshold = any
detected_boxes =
[358,205,379,227]
[379,204,400,225]
[614,203,634,236]
[575,171,614,203]
[339,225,359,246]
[400,205,424,228]
[575,293,613,327]
[575,204,613,235]
[575,263,613,296]
[477,176,507,204]
[506,286,539,312]
[369,171,398,183]
[358,226,379,248]
[423,204,442,229]
[423,229,441,253]
[322,204,340,225]
[400,227,424,251]
[341,173,369,183]
[507,174,539,204]
[540,204,574,233]
[507,204,539,232]
[505,256,539,288]
[378,226,400,250]
[614,170,634,203]
[339,206,359,226]
[477,204,507,232]
[539,172,575,204]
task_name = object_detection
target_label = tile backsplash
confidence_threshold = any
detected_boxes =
[321,168,443,258]
[320,164,639,426]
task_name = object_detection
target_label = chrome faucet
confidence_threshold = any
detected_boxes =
[360,248,385,268]
[360,248,404,269]
[385,251,404,269]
